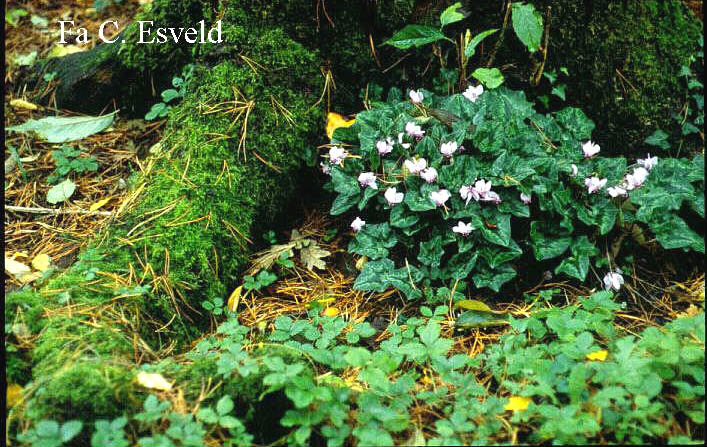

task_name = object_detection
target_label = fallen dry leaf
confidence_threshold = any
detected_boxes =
[136,371,173,391]
[5,257,31,278]
[89,197,112,211]
[504,396,531,412]
[300,243,331,271]
[227,285,244,312]
[326,112,355,140]
[586,349,608,361]
[10,98,38,110]
[322,307,340,317]
[6,383,23,408]
[31,253,51,272]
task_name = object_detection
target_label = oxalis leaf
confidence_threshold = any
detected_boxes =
[8,111,117,143]
[46,179,76,204]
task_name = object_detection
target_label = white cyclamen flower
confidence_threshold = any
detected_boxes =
[462,84,484,103]
[404,157,427,175]
[637,154,658,171]
[603,271,624,292]
[520,193,532,204]
[328,146,347,165]
[582,141,601,158]
[585,176,607,194]
[351,217,365,232]
[409,89,424,104]
[452,221,474,236]
[384,187,404,206]
[377,139,393,156]
[358,172,378,190]
[571,164,579,177]
[405,121,425,138]
[459,185,474,205]
[440,141,458,158]
[607,186,627,198]
[397,132,411,149]
[320,162,331,175]
[624,167,649,190]
[420,167,438,183]
[473,179,492,198]
[430,189,451,207]
[481,190,502,204]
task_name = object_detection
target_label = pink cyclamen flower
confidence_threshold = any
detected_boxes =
[481,191,502,204]
[463,84,484,103]
[328,146,347,166]
[571,164,579,177]
[440,141,458,158]
[405,122,425,138]
[409,90,424,104]
[430,189,451,207]
[637,154,658,171]
[459,185,474,205]
[320,162,331,175]
[473,179,492,197]
[603,271,624,292]
[377,139,393,156]
[582,141,601,158]
[420,167,438,183]
[520,193,532,204]
[397,132,411,149]
[585,176,608,194]
[358,172,378,190]
[404,157,427,175]
[351,217,365,233]
[624,167,649,190]
[452,221,474,236]
[384,187,404,206]
[607,186,627,198]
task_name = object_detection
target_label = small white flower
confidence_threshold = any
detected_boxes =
[585,176,608,194]
[358,172,378,190]
[624,167,649,190]
[351,217,365,232]
[440,141,458,158]
[404,157,427,175]
[637,154,658,171]
[474,179,492,197]
[397,132,411,149]
[377,139,393,156]
[603,271,624,292]
[409,89,424,104]
[320,162,331,175]
[607,186,627,198]
[462,84,484,103]
[481,190,502,204]
[420,167,438,183]
[459,185,473,205]
[452,221,474,236]
[571,164,579,177]
[384,187,404,206]
[405,121,425,138]
[520,193,532,204]
[328,146,347,166]
[582,141,601,158]
[430,189,451,207]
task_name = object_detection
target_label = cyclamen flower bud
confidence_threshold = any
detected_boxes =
[582,141,601,158]
[420,167,438,183]
[452,221,474,236]
[430,189,451,207]
[409,89,424,104]
[357,172,378,190]
[320,162,331,175]
[520,193,532,204]
[384,187,404,206]
[603,271,624,292]
[637,154,658,170]
[351,217,365,232]
[397,133,411,149]
[571,164,579,177]
[463,84,484,102]
[585,176,607,194]
[440,141,458,158]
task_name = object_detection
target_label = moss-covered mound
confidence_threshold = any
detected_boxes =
[6,22,323,424]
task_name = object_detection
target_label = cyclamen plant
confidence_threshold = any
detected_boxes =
[322,86,704,300]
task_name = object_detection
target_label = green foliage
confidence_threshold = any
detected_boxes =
[243,270,277,292]
[324,86,704,298]
[17,420,83,447]
[47,145,99,184]
[511,2,544,53]
[145,65,194,121]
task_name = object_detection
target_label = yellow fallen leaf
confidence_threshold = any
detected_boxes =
[326,112,355,140]
[11,251,29,260]
[7,383,23,408]
[5,257,31,277]
[586,349,608,361]
[10,99,38,110]
[18,271,43,284]
[47,44,85,59]
[455,299,495,313]
[504,396,531,412]
[136,371,172,391]
[317,297,335,305]
[322,307,340,317]
[355,255,368,271]
[227,285,243,312]
[31,253,51,272]
[89,197,112,211]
